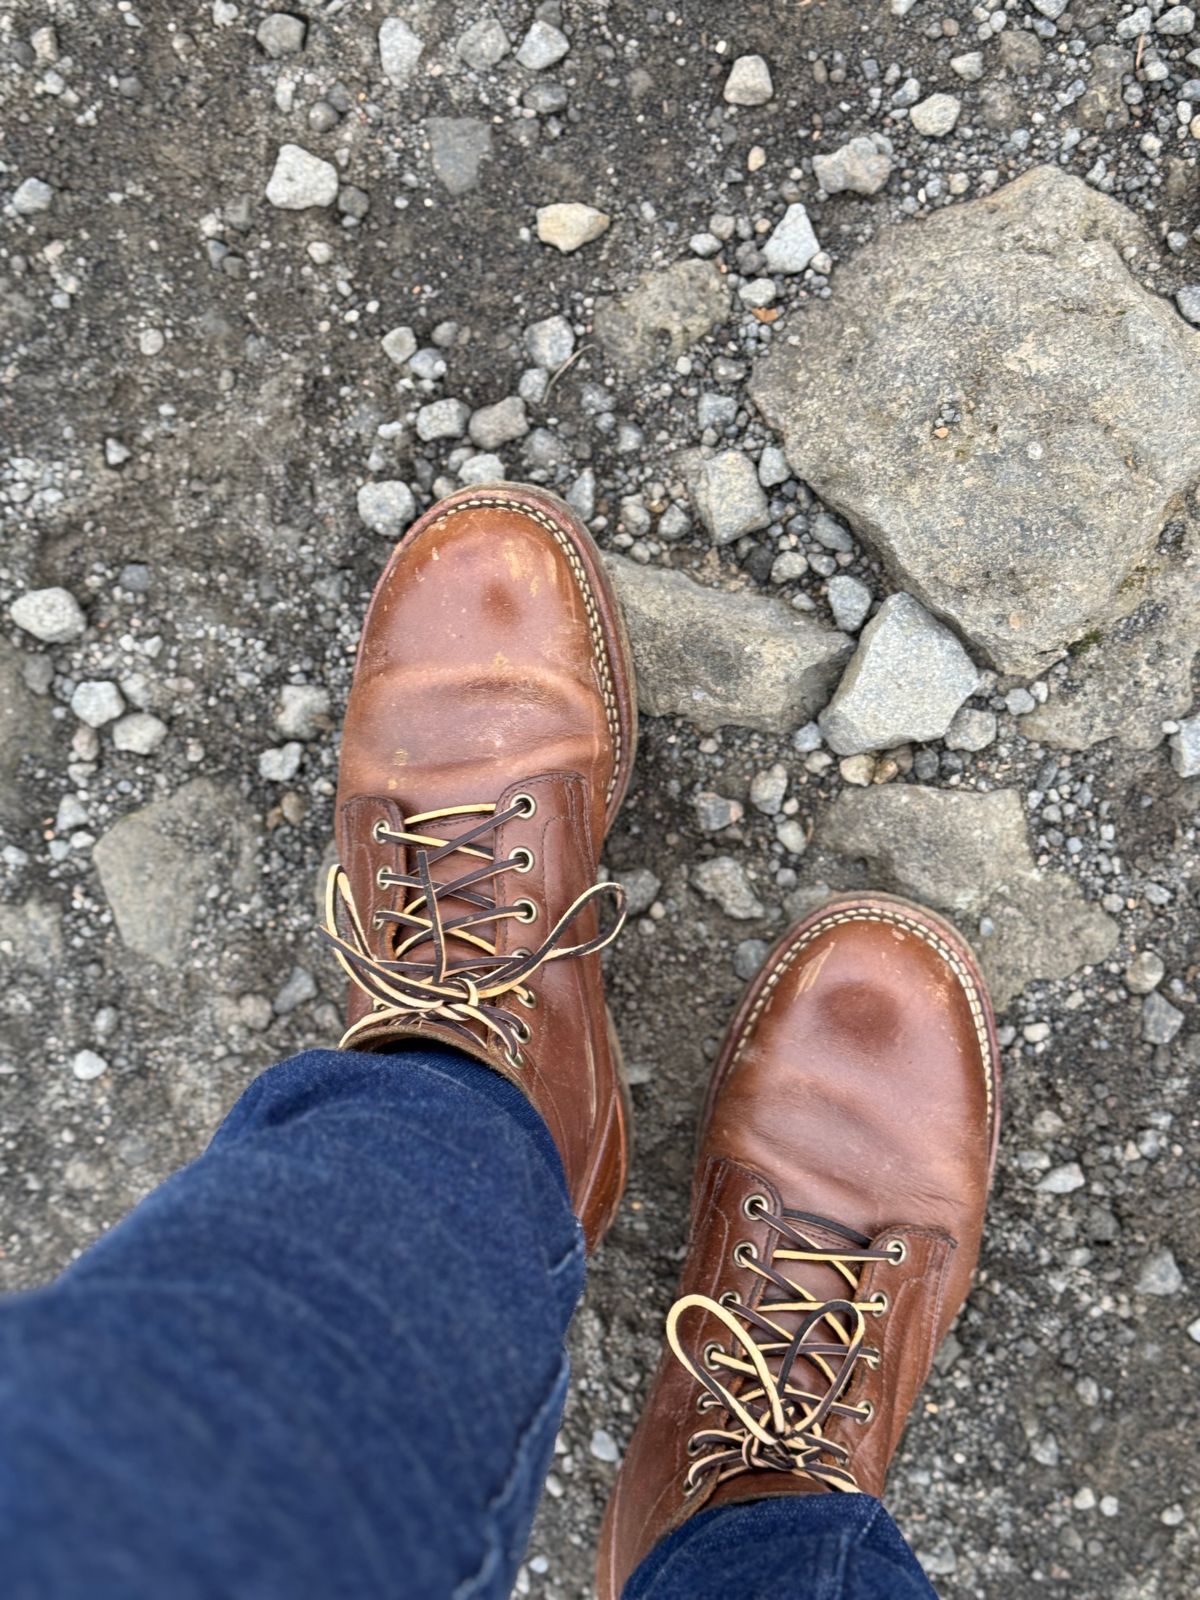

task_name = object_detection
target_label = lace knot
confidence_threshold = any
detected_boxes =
[669,1206,903,1497]
[322,792,625,1061]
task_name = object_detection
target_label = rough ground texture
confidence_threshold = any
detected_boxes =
[2,2,1199,1597]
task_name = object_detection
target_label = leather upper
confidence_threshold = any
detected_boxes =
[331,486,637,1249]
[598,897,1000,1596]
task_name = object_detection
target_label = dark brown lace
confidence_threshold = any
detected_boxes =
[322,793,625,1061]
[669,1202,904,1495]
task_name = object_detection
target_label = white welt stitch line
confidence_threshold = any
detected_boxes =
[427,495,623,805]
[731,907,995,1129]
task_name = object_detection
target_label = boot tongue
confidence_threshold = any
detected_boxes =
[741,1208,871,1439]
[392,806,510,977]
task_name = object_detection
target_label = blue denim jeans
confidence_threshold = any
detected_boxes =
[0,1048,936,1598]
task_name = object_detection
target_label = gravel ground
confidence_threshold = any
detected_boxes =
[2,2,1199,1596]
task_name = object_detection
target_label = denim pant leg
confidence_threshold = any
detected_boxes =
[0,1046,585,1600]
[624,1497,939,1600]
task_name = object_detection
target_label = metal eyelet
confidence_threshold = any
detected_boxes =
[686,1434,705,1456]
[372,818,390,844]
[511,846,535,874]
[732,1240,758,1268]
[718,1290,742,1308]
[887,1238,908,1265]
[742,1193,769,1220]
[517,988,538,1010]
[375,865,393,889]
[696,1393,716,1413]
[856,1400,875,1424]
[512,793,537,818]
[513,898,539,924]
[505,1049,524,1071]
[512,1018,532,1046]
[868,1291,890,1316]
[682,1475,703,1498]
[862,1345,881,1366]
[702,1341,723,1371]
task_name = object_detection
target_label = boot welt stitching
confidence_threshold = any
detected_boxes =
[426,494,623,806]
[728,906,995,1129]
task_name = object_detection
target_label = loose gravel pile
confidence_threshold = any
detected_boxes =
[2,2,1198,1595]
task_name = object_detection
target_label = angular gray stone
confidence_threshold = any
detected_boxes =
[276,684,331,741]
[694,792,744,832]
[910,93,961,136]
[525,315,575,369]
[1142,991,1184,1044]
[516,20,569,70]
[1136,1249,1184,1296]
[112,712,168,754]
[944,706,998,752]
[416,399,470,441]
[381,325,417,366]
[693,857,766,920]
[71,680,124,728]
[93,779,259,967]
[762,204,820,274]
[259,742,302,782]
[605,554,852,734]
[827,574,872,633]
[812,136,893,196]
[950,51,985,81]
[818,786,1118,1005]
[459,452,504,485]
[469,396,528,450]
[456,17,509,70]
[379,18,424,85]
[616,867,660,917]
[686,450,770,545]
[1170,715,1200,778]
[10,586,85,643]
[428,118,493,196]
[819,593,980,755]
[750,167,1200,675]
[257,13,305,56]
[265,144,338,209]
[1177,286,1200,327]
[723,54,774,106]
[1023,519,1200,753]
[1125,950,1165,995]
[12,177,53,215]
[594,261,730,374]
[357,480,416,536]
[1156,5,1195,35]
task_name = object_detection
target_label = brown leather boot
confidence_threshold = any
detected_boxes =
[323,483,638,1250]
[598,894,1001,1593]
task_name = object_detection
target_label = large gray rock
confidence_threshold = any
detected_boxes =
[93,779,259,967]
[819,593,980,754]
[594,261,730,374]
[1022,517,1199,752]
[605,554,852,734]
[818,786,1118,1005]
[750,166,1200,676]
